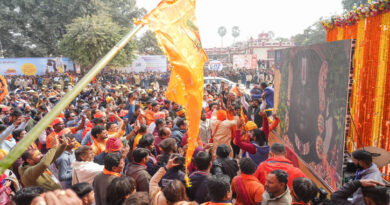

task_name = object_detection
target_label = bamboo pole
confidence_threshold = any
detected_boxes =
[0,24,144,173]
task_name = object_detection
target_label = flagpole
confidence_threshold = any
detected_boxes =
[0,24,144,174]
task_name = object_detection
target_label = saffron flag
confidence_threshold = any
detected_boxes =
[136,0,208,186]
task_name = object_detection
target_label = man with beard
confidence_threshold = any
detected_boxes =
[19,136,71,190]
[350,150,384,205]
[199,110,211,144]
[240,93,263,128]
[169,102,180,120]
[91,126,109,156]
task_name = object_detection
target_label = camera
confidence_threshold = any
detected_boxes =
[174,156,185,165]
[312,188,331,205]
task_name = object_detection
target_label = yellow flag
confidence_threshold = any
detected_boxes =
[137,0,208,186]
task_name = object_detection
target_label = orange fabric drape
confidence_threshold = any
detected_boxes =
[326,10,390,180]
[137,0,208,186]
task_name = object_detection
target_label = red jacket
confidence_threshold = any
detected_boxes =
[254,156,306,188]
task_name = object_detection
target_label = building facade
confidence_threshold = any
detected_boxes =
[204,32,294,69]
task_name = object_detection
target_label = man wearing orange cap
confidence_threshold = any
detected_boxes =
[210,108,239,158]
[93,112,107,123]
[174,109,185,124]
[46,116,86,150]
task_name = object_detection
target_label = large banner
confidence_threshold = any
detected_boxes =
[233,54,257,69]
[128,55,167,73]
[0,57,75,76]
[275,40,352,189]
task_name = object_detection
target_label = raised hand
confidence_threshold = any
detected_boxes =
[166,156,181,170]
[31,189,82,205]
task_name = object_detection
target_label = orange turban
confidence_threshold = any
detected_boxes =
[176,109,185,116]
[50,117,64,127]
[105,137,122,152]
[217,110,227,121]
[94,112,106,119]
[245,121,257,131]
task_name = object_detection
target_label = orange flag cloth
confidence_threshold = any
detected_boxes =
[136,0,208,186]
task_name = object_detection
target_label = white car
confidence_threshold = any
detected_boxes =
[204,76,247,93]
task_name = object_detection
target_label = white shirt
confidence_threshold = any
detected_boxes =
[72,161,104,185]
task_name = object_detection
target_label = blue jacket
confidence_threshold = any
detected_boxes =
[81,130,93,145]
[263,87,274,108]
[171,125,186,147]
[250,88,263,99]
[56,150,75,189]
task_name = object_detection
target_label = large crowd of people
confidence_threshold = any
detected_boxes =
[0,70,388,205]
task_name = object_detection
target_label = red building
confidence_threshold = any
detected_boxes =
[204,32,294,69]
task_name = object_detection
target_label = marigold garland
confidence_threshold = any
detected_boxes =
[326,6,390,181]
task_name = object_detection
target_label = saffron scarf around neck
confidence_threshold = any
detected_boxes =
[103,168,121,177]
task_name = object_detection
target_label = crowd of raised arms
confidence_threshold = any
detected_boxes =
[0,70,388,205]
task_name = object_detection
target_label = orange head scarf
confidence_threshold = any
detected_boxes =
[245,121,258,131]
[217,110,227,121]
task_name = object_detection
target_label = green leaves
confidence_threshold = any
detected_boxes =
[59,14,137,71]
[293,20,326,46]
[0,0,143,63]
[342,0,368,12]
[137,30,163,55]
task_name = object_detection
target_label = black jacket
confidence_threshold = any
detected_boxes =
[211,158,238,183]
[187,171,210,204]
[331,180,361,205]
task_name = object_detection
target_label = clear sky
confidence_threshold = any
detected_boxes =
[136,0,343,48]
